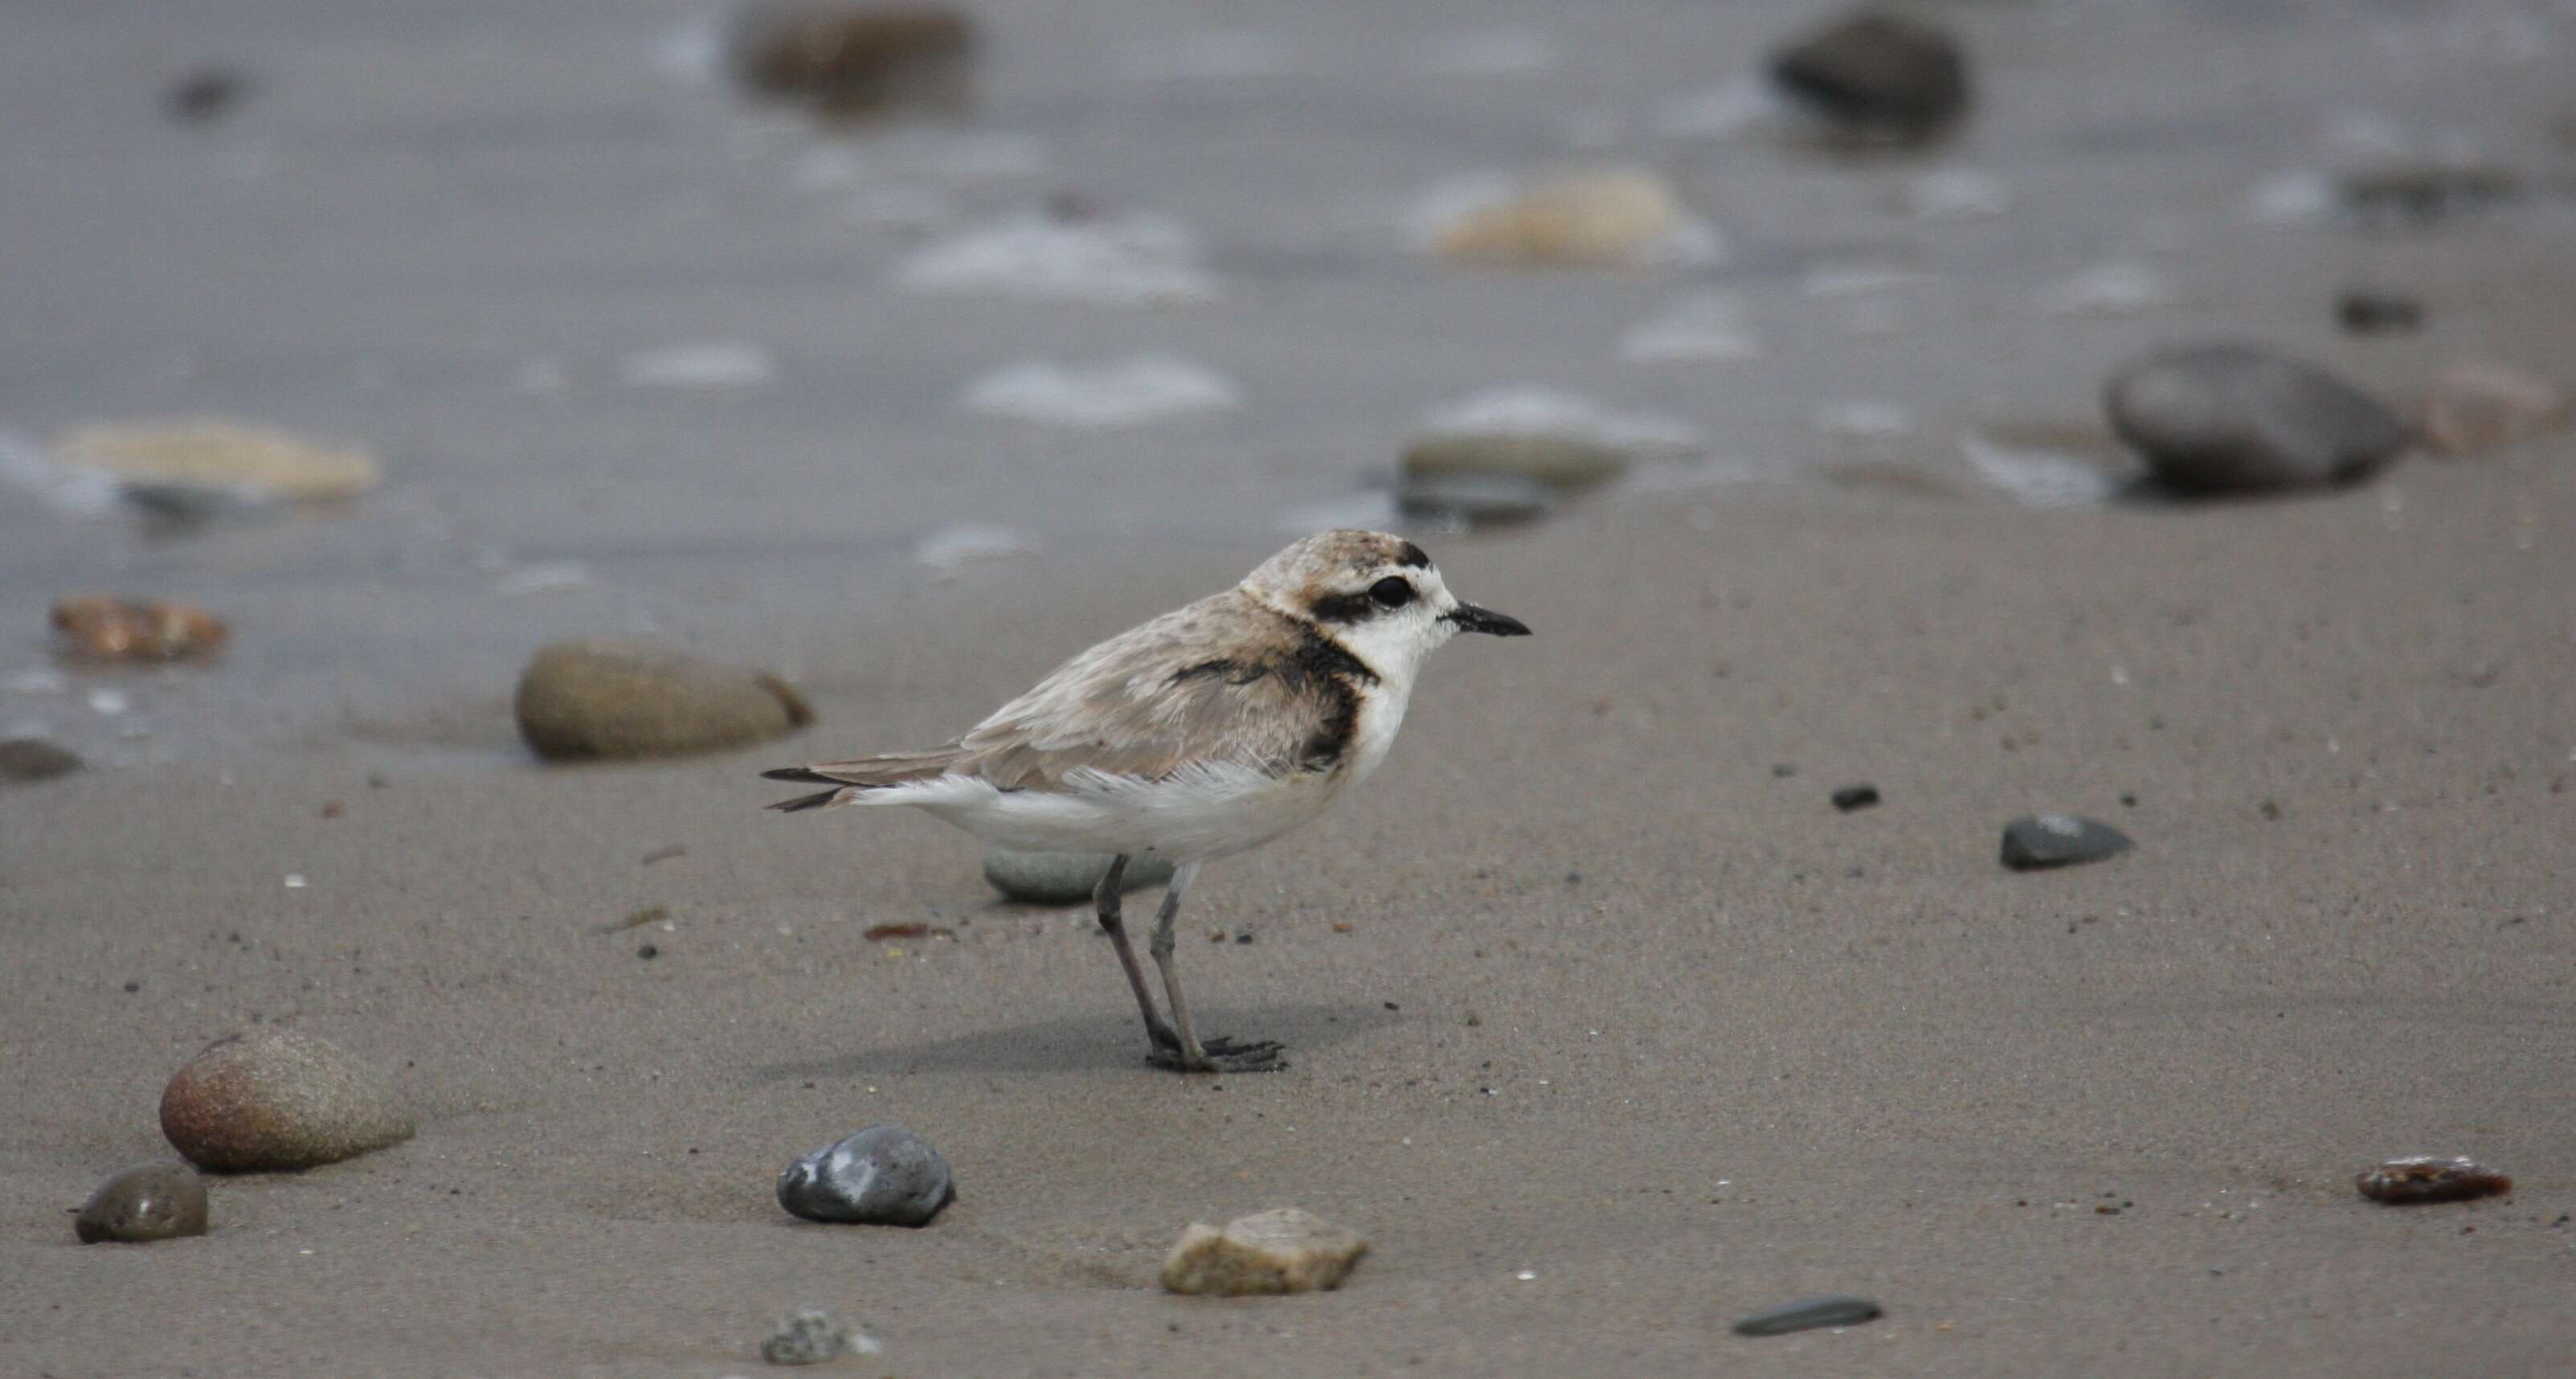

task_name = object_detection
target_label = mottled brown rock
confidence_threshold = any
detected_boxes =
[1161,1207,1368,1296]
[729,2,975,118]
[2356,1156,2511,1205]
[513,638,812,761]
[75,1160,209,1242]
[2421,362,2569,457]
[51,595,228,661]
[159,1030,415,1172]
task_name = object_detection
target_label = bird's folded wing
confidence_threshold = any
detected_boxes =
[953,604,1343,792]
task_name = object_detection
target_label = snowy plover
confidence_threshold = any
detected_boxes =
[764,530,1529,1072]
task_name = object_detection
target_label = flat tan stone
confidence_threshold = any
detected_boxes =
[1430,170,1680,268]
[2422,361,2570,457]
[1160,1207,1368,1297]
[55,419,381,501]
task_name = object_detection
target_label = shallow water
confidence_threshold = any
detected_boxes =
[3,0,2570,765]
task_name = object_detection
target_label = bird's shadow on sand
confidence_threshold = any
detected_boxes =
[753,1001,1400,1079]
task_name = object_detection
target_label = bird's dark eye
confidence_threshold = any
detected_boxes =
[1369,576,1415,609]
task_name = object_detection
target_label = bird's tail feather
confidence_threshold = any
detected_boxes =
[761,751,963,812]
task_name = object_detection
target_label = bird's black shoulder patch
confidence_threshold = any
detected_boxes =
[1283,625,1376,771]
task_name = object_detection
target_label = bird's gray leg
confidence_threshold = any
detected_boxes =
[1145,863,1286,1074]
[1094,855,1180,1054]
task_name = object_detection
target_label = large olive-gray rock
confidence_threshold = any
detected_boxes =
[75,1160,209,1243]
[513,638,812,760]
[2105,343,2406,493]
[777,1124,955,1226]
[1400,433,1632,492]
[159,1030,415,1172]
[1396,471,1557,530]
[982,849,1174,905]
[1769,10,1968,141]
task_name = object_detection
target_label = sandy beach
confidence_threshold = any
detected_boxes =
[10,471,2576,1375]
[5,0,2575,1374]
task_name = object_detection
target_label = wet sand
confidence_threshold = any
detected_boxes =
[9,462,2576,1376]
[6,0,2576,1373]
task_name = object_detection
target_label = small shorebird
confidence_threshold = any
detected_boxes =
[763,530,1528,1072]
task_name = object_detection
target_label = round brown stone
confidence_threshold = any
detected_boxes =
[159,1030,415,1172]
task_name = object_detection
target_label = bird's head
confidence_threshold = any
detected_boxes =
[1243,530,1529,681]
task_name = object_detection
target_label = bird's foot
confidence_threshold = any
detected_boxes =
[1147,1035,1287,1074]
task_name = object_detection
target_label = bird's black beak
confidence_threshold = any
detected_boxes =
[1445,603,1531,637]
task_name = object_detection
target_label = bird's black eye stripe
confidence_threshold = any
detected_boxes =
[1369,576,1416,609]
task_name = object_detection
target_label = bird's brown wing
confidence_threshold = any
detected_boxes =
[765,591,1355,801]
[952,594,1351,790]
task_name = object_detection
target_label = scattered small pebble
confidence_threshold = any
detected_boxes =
[51,595,227,662]
[2336,288,2423,334]
[515,639,811,761]
[2420,361,2569,457]
[603,906,668,934]
[758,1306,881,1366]
[1830,784,1880,812]
[0,738,84,783]
[1733,1295,1884,1336]
[74,1160,210,1243]
[1768,10,1967,142]
[2337,159,2524,227]
[159,1030,415,1172]
[636,943,659,960]
[863,922,953,942]
[2357,1156,2512,1205]
[982,849,1174,904]
[163,68,251,125]
[2000,814,2133,870]
[1162,1207,1368,1296]
[2105,342,2406,494]
[777,1124,956,1227]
